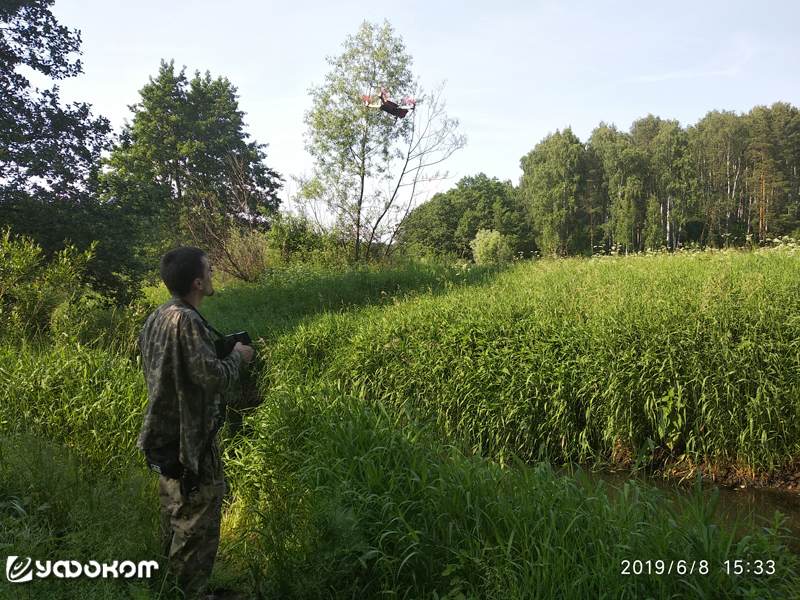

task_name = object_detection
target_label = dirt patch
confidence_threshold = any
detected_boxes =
[605,446,800,492]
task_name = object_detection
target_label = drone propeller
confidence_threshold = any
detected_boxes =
[359,88,415,118]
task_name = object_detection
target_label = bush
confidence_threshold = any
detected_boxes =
[0,229,93,339]
[470,228,514,264]
[49,293,153,352]
[265,212,325,259]
[209,228,276,283]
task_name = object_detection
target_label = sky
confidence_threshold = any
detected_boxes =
[35,0,800,207]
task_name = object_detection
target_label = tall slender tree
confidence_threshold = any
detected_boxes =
[652,120,695,249]
[296,20,465,261]
[689,110,748,244]
[587,123,646,252]
[519,128,588,256]
[743,103,800,241]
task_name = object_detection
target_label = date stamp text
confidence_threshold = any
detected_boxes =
[621,559,777,576]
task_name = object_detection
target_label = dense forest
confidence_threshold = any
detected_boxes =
[400,105,800,259]
[3,1,799,306]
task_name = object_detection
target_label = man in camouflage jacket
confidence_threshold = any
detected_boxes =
[137,247,253,599]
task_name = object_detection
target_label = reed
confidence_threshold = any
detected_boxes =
[2,248,799,598]
[226,389,800,598]
[254,246,800,475]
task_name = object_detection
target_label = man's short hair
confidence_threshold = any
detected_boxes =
[160,247,206,296]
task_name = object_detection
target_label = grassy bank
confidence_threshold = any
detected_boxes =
[225,389,799,598]
[253,246,800,477]
[1,250,799,598]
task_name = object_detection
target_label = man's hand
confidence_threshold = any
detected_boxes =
[180,468,200,498]
[234,341,254,363]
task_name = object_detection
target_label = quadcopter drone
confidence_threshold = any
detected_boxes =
[361,88,415,119]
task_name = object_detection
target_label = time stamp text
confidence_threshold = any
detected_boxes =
[621,559,777,576]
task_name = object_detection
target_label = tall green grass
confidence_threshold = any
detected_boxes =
[200,260,501,339]
[0,262,497,483]
[226,388,800,598]
[0,261,506,598]
[0,436,164,600]
[2,251,799,598]
[255,246,800,474]
[0,339,146,470]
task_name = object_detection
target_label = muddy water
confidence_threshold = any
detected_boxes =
[576,469,800,553]
[715,486,800,546]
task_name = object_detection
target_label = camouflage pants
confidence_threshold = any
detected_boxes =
[159,438,226,597]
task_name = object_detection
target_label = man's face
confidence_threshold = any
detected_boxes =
[199,256,214,297]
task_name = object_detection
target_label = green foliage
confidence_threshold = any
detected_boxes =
[261,211,355,269]
[586,104,800,255]
[0,0,144,304]
[744,103,800,242]
[637,116,696,250]
[587,122,646,253]
[297,20,465,261]
[5,253,800,599]
[689,110,749,247]
[210,228,275,283]
[264,211,333,260]
[470,229,514,265]
[0,336,147,468]
[196,260,500,341]
[400,189,464,258]
[228,391,800,598]
[0,0,110,202]
[49,293,153,353]
[400,173,529,260]
[520,128,588,256]
[522,104,800,259]
[0,229,93,339]
[102,60,283,254]
[1,193,148,304]
[297,20,414,262]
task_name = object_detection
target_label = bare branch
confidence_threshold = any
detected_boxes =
[295,22,466,261]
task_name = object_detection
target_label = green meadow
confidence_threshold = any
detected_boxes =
[2,246,799,598]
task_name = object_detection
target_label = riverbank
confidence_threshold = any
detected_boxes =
[3,250,799,597]
[243,246,800,479]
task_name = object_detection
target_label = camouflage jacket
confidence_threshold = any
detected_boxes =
[136,297,243,474]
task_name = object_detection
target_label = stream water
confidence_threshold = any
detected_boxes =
[576,469,800,553]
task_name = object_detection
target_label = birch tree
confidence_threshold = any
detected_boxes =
[690,110,748,244]
[588,123,646,252]
[296,20,466,261]
[519,128,587,256]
